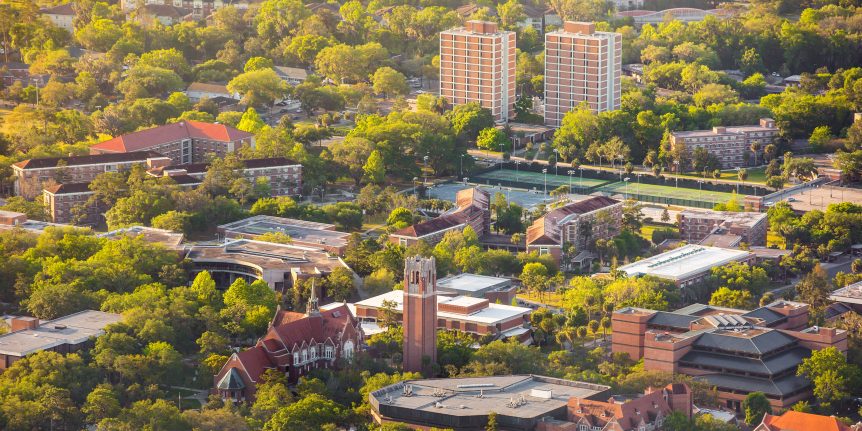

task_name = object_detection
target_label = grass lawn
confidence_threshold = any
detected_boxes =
[518,290,566,308]
[475,168,610,190]
[640,223,677,243]
[599,181,736,205]
[163,388,203,410]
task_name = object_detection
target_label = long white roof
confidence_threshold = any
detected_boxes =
[355,291,531,324]
[618,244,752,281]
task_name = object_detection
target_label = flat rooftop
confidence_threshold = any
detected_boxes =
[680,209,767,228]
[185,239,349,274]
[618,244,752,281]
[829,280,862,305]
[0,310,122,356]
[356,290,531,324]
[437,273,511,294]
[99,226,185,248]
[372,375,610,419]
[217,215,349,249]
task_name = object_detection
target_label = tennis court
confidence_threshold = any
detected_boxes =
[474,168,610,190]
[598,181,736,205]
[428,183,558,210]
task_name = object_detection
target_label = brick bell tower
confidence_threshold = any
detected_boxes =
[402,256,437,373]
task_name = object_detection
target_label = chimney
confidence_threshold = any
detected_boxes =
[10,316,39,332]
[563,21,595,34]
[713,126,726,134]
[759,118,775,128]
[147,157,172,169]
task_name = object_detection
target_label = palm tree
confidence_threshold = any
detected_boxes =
[600,317,611,341]
[588,319,600,342]
[575,326,588,340]
[583,295,596,321]
[750,142,761,166]
[556,326,576,350]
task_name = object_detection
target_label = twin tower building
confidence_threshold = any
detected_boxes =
[439,20,622,127]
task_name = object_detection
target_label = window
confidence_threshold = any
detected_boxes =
[302,349,308,363]
[325,345,334,359]
[293,352,299,365]
[310,347,317,360]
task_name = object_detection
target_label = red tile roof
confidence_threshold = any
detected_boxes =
[90,121,252,154]
[760,411,854,431]
[41,3,75,15]
[234,347,274,383]
[526,196,620,245]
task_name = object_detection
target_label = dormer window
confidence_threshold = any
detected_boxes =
[302,349,308,363]
[293,352,299,365]
[325,345,334,359]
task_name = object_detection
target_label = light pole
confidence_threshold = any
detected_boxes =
[413,177,419,197]
[460,154,465,178]
[673,161,680,188]
[579,166,584,192]
[423,155,429,188]
[514,160,520,182]
[553,148,559,177]
[624,177,630,200]
[567,170,574,193]
[542,168,548,196]
[463,177,469,186]
[735,167,741,194]
[636,173,641,198]
[499,141,504,171]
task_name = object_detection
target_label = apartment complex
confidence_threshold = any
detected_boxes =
[90,121,254,165]
[389,188,491,247]
[0,310,122,370]
[612,302,847,411]
[43,182,99,225]
[40,3,76,32]
[120,0,259,18]
[439,21,516,123]
[617,244,754,287]
[213,296,362,402]
[669,118,779,169]
[525,196,622,267]
[678,208,768,246]
[544,22,622,127]
[12,151,167,198]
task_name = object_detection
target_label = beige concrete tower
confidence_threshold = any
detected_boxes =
[544,21,622,127]
[439,21,516,123]
[402,256,437,373]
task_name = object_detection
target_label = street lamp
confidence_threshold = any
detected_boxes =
[673,161,680,188]
[624,177,630,200]
[735,166,741,194]
[463,177,469,186]
[553,148,559,176]
[514,160,520,182]
[413,177,419,197]
[542,168,548,196]
[459,154,465,178]
[567,170,575,193]
[636,173,641,197]
[423,155,429,187]
[579,166,584,192]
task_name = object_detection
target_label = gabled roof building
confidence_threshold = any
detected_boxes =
[389,188,491,247]
[213,292,363,402]
[755,410,861,431]
[90,121,254,165]
[563,383,692,431]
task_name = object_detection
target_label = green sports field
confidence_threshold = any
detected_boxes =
[598,181,736,204]
[475,169,610,190]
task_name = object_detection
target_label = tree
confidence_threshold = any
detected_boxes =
[82,384,120,424]
[363,150,386,184]
[372,67,409,98]
[809,126,832,151]
[325,267,355,301]
[244,56,274,72]
[497,0,524,29]
[330,137,374,188]
[264,393,343,430]
[486,411,499,431]
[446,102,494,143]
[476,127,509,153]
[742,392,771,425]
[227,68,287,109]
[118,65,184,100]
[237,107,266,134]
[520,262,549,299]
[709,287,753,309]
[796,264,832,310]
[797,346,862,408]
[150,211,192,234]
[834,149,862,182]
[386,207,414,229]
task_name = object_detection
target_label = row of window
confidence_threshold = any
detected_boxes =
[292,345,335,365]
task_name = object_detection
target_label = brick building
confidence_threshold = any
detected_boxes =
[147,157,303,196]
[669,118,779,169]
[401,256,438,373]
[544,22,622,127]
[556,383,692,431]
[612,302,847,412]
[439,21,516,123]
[12,151,168,198]
[90,121,254,165]
[40,3,76,32]
[213,292,363,402]
[525,196,622,268]
[43,182,98,225]
[389,188,490,247]
[678,209,769,246]
[121,0,259,19]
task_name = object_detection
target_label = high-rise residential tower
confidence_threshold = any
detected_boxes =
[402,256,437,373]
[544,21,622,127]
[439,21,516,123]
